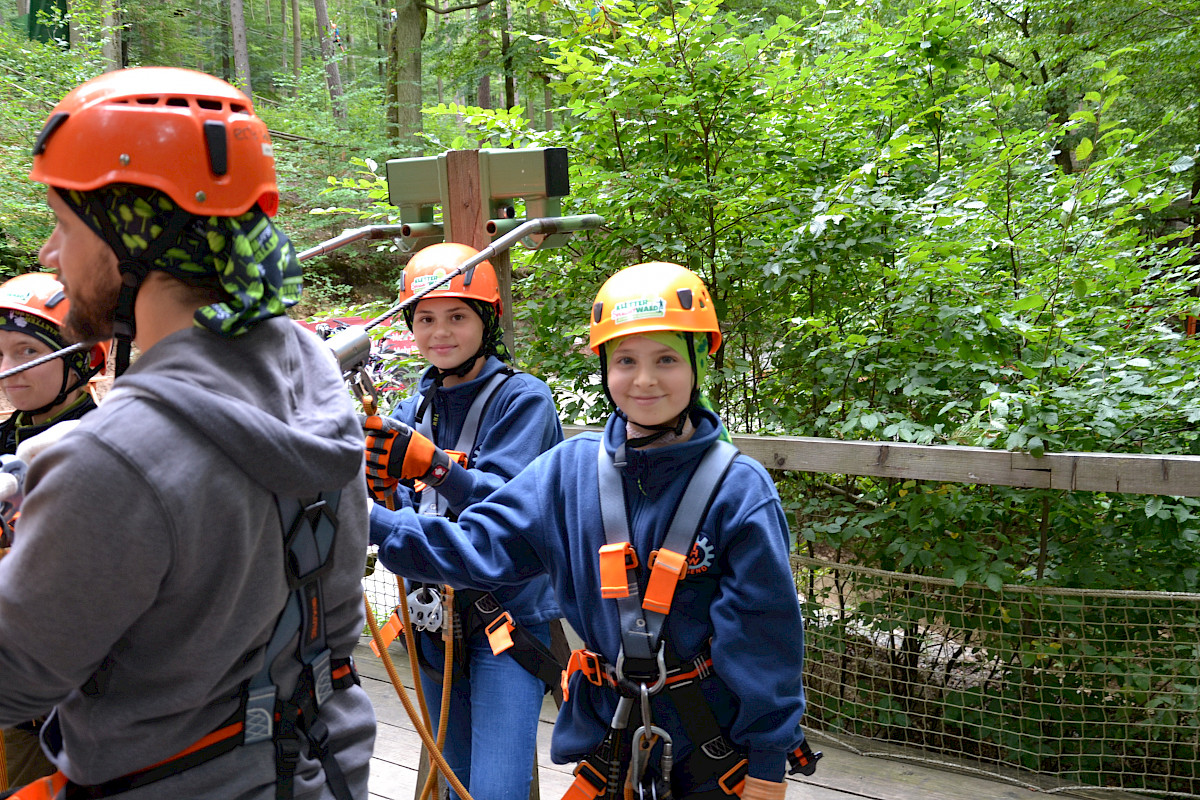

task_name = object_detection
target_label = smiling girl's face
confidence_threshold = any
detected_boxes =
[411,297,486,382]
[605,335,693,428]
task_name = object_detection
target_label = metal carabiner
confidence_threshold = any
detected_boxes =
[349,365,378,414]
[615,643,668,696]
[629,721,672,796]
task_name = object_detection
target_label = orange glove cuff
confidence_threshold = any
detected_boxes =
[400,429,438,480]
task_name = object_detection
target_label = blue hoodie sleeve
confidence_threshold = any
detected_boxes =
[708,458,807,781]
[368,457,553,590]
[432,376,562,515]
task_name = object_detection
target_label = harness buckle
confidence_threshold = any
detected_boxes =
[787,738,823,776]
[484,611,517,655]
[244,684,276,744]
[716,758,748,796]
[642,548,688,615]
[564,760,607,800]
[370,607,405,656]
[311,649,334,709]
[599,542,638,599]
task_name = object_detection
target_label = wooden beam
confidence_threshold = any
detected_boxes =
[562,426,1200,497]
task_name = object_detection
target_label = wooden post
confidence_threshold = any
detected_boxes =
[443,149,516,354]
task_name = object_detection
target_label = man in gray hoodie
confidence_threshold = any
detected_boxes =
[0,67,376,798]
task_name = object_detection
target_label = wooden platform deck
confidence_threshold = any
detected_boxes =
[356,638,1033,800]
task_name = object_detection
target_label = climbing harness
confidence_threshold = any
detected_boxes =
[404,368,565,691]
[563,439,820,800]
[0,486,357,800]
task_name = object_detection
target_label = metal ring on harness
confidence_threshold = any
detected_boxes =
[615,643,668,696]
[407,585,444,632]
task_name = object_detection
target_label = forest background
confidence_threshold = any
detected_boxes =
[1,0,1200,596]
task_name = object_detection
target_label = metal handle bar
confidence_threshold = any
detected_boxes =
[361,214,604,333]
[296,225,408,263]
[323,214,603,378]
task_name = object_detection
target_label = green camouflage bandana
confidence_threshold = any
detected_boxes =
[61,185,302,338]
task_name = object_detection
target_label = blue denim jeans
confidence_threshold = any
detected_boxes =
[420,622,550,800]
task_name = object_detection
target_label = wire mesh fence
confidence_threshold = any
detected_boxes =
[363,549,404,629]
[796,554,1200,797]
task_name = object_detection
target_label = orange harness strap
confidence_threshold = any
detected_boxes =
[560,648,714,703]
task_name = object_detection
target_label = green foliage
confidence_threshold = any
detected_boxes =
[0,0,113,273]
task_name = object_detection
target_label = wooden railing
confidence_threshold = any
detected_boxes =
[565,425,1200,497]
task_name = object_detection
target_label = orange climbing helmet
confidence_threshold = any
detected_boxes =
[398,242,502,315]
[0,272,110,376]
[28,67,279,217]
[589,262,721,355]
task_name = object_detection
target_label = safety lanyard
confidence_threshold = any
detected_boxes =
[414,370,512,516]
[595,438,738,662]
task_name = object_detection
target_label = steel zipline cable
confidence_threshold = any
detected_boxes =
[0,341,90,383]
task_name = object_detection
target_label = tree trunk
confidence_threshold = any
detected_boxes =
[386,0,426,148]
[476,2,491,109]
[291,0,302,94]
[313,0,347,117]
[264,0,270,26]
[375,0,387,82]
[279,0,287,73]
[434,0,444,104]
[500,0,514,110]
[230,0,254,95]
[219,0,232,82]
[100,5,121,71]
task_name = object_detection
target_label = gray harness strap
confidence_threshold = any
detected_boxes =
[415,370,513,516]
[595,438,738,661]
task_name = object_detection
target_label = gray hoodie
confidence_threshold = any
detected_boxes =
[0,316,375,798]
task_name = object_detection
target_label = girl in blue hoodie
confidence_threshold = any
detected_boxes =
[363,242,563,800]
[367,262,807,800]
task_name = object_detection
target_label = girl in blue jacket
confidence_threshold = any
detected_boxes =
[363,242,563,800]
[368,262,807,800]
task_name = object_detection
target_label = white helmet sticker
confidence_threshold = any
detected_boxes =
[611,297,666,325]
[411,268,449,293]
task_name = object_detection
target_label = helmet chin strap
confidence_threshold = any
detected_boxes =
[20,357,98,420]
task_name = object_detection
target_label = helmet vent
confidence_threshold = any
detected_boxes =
[676,288,693,310]
[165,97,189,107]
[203,121,228,176]
[231,103,248,114]
[197,98,223,111]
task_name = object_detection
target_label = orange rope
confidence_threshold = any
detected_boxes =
[363,593,473,800]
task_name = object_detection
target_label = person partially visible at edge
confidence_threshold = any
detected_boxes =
[0,67,375,798]
[0,273,110,457]
[362,242,563,800]
[368,262,808,800]
[0,272,110,789]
